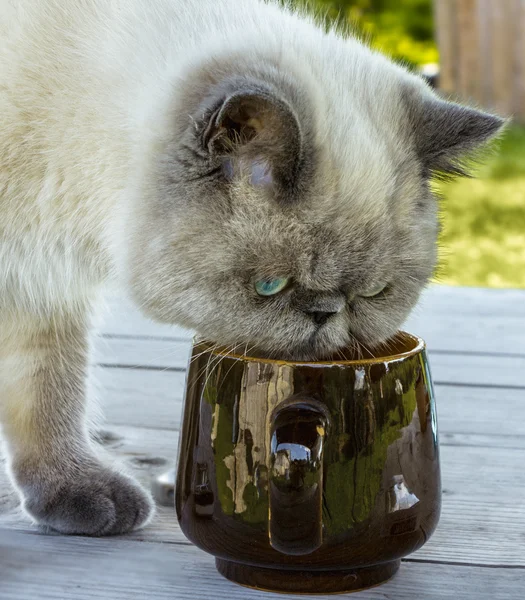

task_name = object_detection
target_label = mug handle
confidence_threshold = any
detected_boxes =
[268,396,330,556]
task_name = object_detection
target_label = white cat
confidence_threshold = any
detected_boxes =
[0,0,503,535]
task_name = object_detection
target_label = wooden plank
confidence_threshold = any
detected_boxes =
[99,287,525,355]
[404,287,525,355]
[514,1,525,116]
[92,367,186,430]
[436,0,524,121]
[477,0,493,107]
[489,0,515,116]
[1,530,523,600]
[434,386,525,439]
[90,365,525,440]
[101,295,192,339]
[2,425,525,566]
[416,287,525,318]
[434,0,457,94]
[93,336,525,387]
[405,313,525,355]
[132,439,525,566]
[428,352,525,388]
[94,336,191,370]
[120,441,525,567]
[457,0,481,101]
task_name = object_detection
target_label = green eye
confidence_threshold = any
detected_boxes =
[361,283,387,298]
[255,277,290,296]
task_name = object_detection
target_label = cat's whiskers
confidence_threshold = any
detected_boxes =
[186,341,223,396]
[215,341,256,394]
[198,340,234,387]
[336,348,347,362]
[200,341,241,397]
[200,341,224,380]
[118,343,194,371]
[189,344,221,364]
[359,337,378,359]
[185,342,224,397]
[380,336,400,356]
[348,334,365,361]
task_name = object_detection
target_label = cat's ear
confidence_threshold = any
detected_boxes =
[410,94,506,176]
[199,82,304,194]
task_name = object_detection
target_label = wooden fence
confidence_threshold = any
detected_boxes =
[435,0,525,121]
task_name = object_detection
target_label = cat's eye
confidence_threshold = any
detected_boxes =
[255,277,290,297]
[360,283,388,298]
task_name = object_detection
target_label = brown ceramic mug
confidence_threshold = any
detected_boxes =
[176,332,441,594]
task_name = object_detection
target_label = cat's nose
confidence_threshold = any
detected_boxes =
[310,311,337,326]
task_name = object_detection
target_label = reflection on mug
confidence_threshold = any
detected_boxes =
[387,475,420,513]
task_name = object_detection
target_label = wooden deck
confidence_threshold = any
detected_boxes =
[1,285,524,599]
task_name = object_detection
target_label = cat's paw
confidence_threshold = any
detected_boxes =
[22,465,155,536]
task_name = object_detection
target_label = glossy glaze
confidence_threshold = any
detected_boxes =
[176,332,441,594]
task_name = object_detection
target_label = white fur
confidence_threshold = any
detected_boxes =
[0,0,425,320]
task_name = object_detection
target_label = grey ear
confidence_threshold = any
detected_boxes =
[199,79,304,196]
[412,97,506,176]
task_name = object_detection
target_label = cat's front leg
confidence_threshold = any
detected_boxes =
[0,310,154,535]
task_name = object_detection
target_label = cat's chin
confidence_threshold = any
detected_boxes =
[202,338,335,363]
[246,335,353,363]
[245,328,387,362]
[245,340,385,363]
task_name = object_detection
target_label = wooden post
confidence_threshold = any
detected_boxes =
[434,0,525,121]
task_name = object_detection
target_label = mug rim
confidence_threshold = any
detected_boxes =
[195,331,425,367]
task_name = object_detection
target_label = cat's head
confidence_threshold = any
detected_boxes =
[126,49,504,360]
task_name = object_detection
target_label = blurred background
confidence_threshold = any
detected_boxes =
[296,0,525,289]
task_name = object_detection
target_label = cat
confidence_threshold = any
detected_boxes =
[0,0,504,536]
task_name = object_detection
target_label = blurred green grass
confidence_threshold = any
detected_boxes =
[435,126,525,289]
